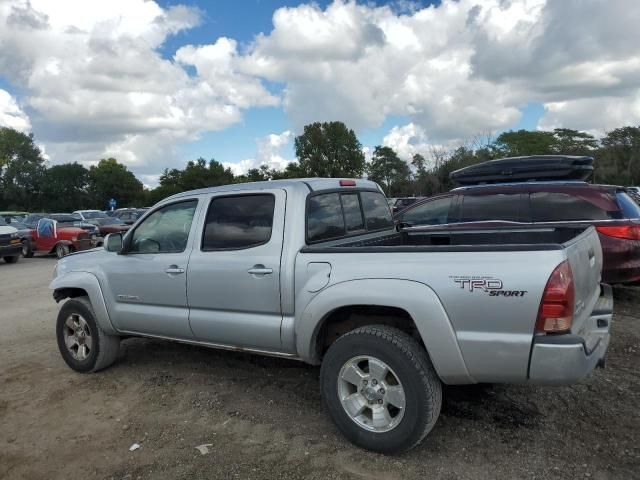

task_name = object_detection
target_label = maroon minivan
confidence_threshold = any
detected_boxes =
[395,181,640,283]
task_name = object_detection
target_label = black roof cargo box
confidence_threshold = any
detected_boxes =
[450,155,594,185]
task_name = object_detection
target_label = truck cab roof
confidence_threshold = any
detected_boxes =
[167,178,382,201]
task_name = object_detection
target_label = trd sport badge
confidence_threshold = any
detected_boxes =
[450,275,527,297]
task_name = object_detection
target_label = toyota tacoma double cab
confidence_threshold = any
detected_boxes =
[51,178,612,453]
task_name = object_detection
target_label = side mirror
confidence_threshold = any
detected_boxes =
[104,233,123,252]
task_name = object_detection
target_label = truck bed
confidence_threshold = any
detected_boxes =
[301,226,590,253]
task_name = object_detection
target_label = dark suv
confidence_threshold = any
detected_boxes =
[395,181,640,283]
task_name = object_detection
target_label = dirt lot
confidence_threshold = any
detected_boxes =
[0,257,639,480]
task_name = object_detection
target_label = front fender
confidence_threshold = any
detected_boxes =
[296,278,474,384]
[50,271,117,335]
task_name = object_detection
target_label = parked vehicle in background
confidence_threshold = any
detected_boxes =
[73,210,110,224]
[112,208,145,225]
[0,216,36,257]
[390,197,420,214]
[0,223,22,263]
[396,181,640,283]
[93,217,130,236]
[31,218,96,258]
[0,211,29,222]
[23,213,101,240]
[51,178,611,453]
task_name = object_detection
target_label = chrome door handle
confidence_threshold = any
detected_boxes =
[248,265,273,275]
[165,267,185,274]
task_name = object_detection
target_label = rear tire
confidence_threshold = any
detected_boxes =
[56,296,120,373]
[21,240,34,258]
[55,243,69,259]
[320,325,442,454]
[4,255,20,264]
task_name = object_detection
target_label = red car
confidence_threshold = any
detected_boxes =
[31,218,96,258]
[395,181,640,283]
[93,217,131,236]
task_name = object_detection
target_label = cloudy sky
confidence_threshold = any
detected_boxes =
[0,0,639,186]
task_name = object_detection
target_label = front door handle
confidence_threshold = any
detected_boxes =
[165,266,185,275]
[248,265,273,276]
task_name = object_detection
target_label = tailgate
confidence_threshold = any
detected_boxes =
[563,226,603,332]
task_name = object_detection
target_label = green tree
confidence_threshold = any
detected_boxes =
[0,127,46,210]
[88,158,144,209]
[41,163,90,211]
[367,146,411,196]
[294,121,365,177]
[551,128,598,155]
[493,129,556,157]
[597,126,640,185]
[147,158,235,204]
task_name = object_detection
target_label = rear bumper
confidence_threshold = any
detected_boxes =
[528,284,613,385]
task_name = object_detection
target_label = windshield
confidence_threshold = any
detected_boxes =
[50,214,82,223]
[82,211,108,219]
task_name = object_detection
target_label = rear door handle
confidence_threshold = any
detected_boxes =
[165,267,185,275]
[248,265,273,276]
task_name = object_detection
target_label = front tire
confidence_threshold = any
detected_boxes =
[55,243,69,259]
[320,325,442,454]
[56,296,120,373]
[4,255,20,264]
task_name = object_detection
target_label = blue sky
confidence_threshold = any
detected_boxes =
[3,0,631,184]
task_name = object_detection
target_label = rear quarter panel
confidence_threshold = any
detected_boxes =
[296,249,566,383]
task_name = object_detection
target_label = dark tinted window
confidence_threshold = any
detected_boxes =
[203,195,275,250]
[531,192,621,221]
[460,194,523,222]
[361,191,393,230]
[342,193,364,232]
[617,192,640,218]
[400,197,451,226]
[307,193,346,242]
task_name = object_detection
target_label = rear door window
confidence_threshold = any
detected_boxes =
[531,192,622,221]
[400,197,452,226]
[202,194,275,250]
[460,193,525,223]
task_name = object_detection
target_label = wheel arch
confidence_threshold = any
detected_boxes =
[296,278,474,384]
[50,271,117,335]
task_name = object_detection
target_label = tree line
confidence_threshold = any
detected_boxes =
[1,121,639,212]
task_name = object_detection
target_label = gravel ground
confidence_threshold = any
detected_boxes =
[0,257,639,480]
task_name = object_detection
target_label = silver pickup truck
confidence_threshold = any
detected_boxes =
[51,178,612,453]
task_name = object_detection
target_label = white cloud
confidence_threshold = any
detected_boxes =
[224,130,293,175]
[0,89,31,132]
[1,0,640,179]
[382,123,430,162]
[0,0,275,176]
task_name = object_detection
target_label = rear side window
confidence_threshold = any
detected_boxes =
[460,194,524,222]
[400,197,451,226]
[202,194,275,250]
[307,193,346,242]
[307,190,393,243]
[341,193,365,232]
[616,192,640,218]
[531,192,622,221]
[360,191,393,230]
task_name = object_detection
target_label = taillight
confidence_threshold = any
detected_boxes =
[536,260,574,334]
[339,179,356,186]
[596,225,640,240]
